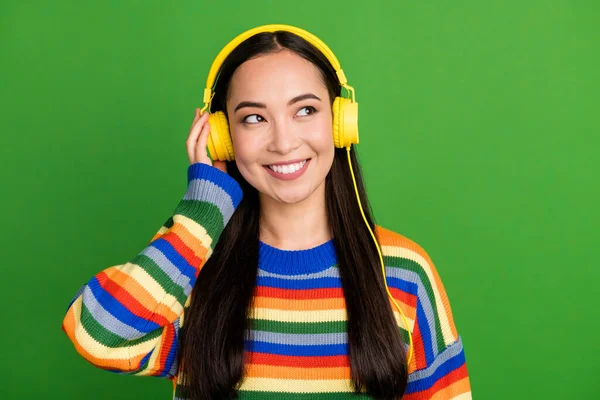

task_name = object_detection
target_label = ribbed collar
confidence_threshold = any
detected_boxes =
[258,239,337,275]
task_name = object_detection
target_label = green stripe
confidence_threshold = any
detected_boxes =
[384,254,445,353]
[173,200,224,241]
[247,319,410,348]
[125,201,228,307]
[128,253,187,305]
[249,319,347,334]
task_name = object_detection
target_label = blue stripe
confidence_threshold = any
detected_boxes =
[416,298,435,366]
[245,340,348,356]
[256,276,342,289]
[88,277,160,333]
[139,351,153,371]
[150,238,197,285]
[385,276,419,297]
[405,346,466,393]
[187,162,243,208]
[158,332,178,377]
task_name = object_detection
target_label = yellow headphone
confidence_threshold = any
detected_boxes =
[200,23,413,366]
[200,23,358,161]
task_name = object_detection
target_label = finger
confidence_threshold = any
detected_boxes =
[187,109,208,141]
[186,111,209,163]
[189,108,201,129]
[195,119,212,164]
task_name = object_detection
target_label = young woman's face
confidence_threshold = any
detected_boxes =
[226,49,335,205]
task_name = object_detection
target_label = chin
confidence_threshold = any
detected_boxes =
[260,183,317,205]
[273,193,310,205]
[268,187,313,204]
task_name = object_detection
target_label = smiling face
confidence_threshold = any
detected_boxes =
[225,49,335,205]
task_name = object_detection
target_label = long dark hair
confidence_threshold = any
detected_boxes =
[178,30,408,399]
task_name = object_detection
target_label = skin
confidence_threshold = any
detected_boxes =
[187,49,335,250]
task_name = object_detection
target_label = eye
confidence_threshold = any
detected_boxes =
[296,106,317,117]
[242,114,265,124]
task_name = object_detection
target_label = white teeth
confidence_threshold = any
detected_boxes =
[268,159,307,174]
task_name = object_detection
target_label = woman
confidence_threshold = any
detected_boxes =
[62,26,471,399]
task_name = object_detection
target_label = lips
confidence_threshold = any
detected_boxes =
[265,158,309,167]
[263,158,311,181]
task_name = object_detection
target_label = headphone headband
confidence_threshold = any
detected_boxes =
[202,24,350,106]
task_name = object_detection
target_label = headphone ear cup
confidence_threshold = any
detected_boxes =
[332,97,343,148]
[206,111,235,161]
[332,97,359,148]
[339,97,359,147]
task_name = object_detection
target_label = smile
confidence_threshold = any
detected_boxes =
[263,159,311,181]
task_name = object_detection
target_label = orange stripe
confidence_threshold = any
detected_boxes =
[245,363,351,379]
[148,323,174,375]
[164,223,203,267]
[408,313,427,373]
[389,296,417,323]
[376,225,458,339]
[152,221,211,266]
[62,306,147,371]
[102,268,178,322]
[404,364,469,399]
[430,376,471,399]
[251,296,346,311]
[375,225,430,262]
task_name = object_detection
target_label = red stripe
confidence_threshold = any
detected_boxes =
[162,230,202,269]
[153,324,175,375]
[404,363,469,399]
[412,315,427,371]
[245,352,349,368]
[254,286,345,299]
[96,272,170,327]
[388,286,417,307]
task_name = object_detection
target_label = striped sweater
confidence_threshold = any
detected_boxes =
[62,162,471,399]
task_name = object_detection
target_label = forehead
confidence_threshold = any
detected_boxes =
[227,49,327,102]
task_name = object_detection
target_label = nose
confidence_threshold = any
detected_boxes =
[267,119,301,155]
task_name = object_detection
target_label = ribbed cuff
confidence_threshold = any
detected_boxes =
[186,162,243,209]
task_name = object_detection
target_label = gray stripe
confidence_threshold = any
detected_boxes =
[257,266,340,279]
[247,330,348,346]
[139,245,193,297]
[183,178,235,221]
[385,267,439,358]
[82,286,144,341]
[408,336,465,381]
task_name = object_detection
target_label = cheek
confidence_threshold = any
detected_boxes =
[313,120,335,153]
[231,133,266,186]
[232,132,259,165]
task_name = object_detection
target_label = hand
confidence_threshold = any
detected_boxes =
[186,108,228,173]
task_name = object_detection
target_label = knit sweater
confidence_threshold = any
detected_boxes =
[62,162,472,399]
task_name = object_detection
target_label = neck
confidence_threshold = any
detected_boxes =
[259,180,332,250]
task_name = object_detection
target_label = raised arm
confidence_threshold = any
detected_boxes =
[61,162,242,378]
[62,108,241,378]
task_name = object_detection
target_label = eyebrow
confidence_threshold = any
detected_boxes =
[234,93,321,113]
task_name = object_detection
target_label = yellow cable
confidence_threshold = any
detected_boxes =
[345,146,414,368]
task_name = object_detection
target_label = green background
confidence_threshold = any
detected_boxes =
[1,0,597,398]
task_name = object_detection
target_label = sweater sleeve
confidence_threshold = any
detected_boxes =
[403,252,472,399]
[61,162,243,379]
